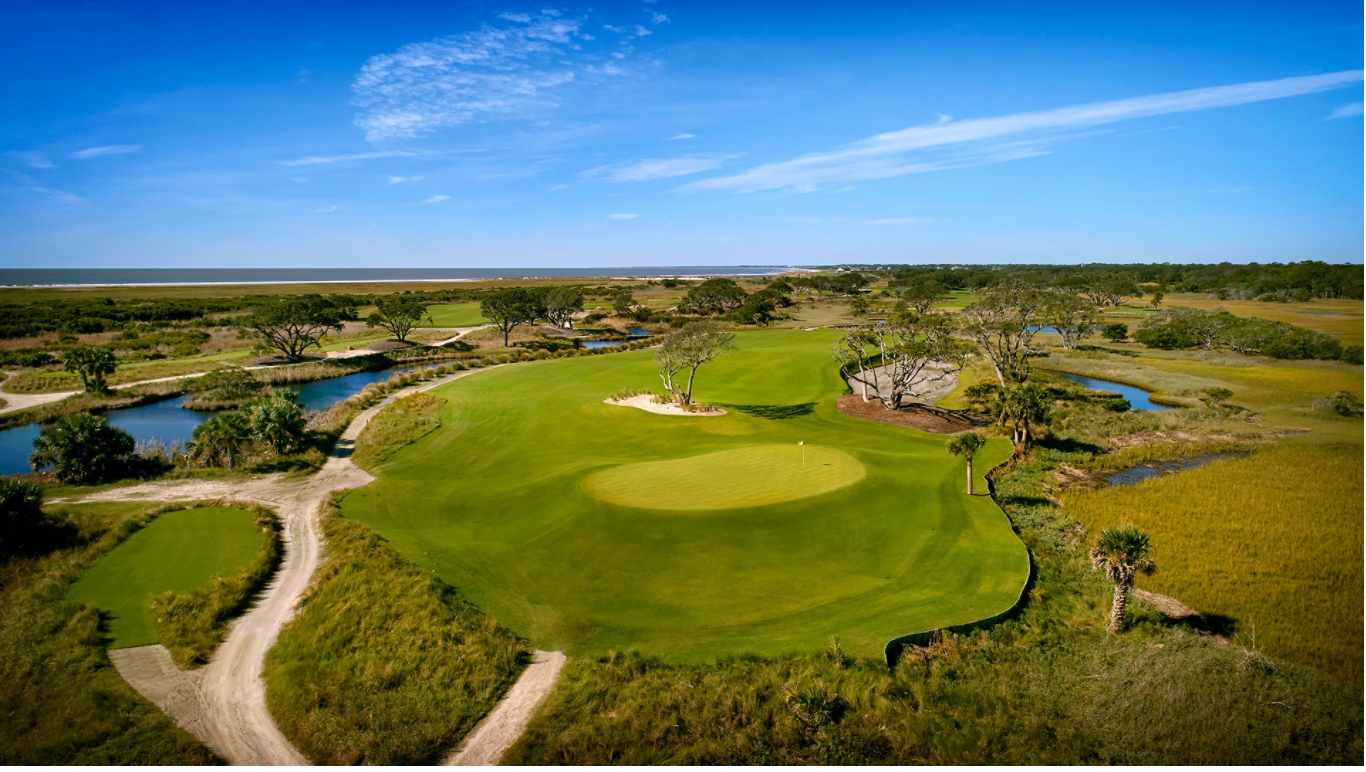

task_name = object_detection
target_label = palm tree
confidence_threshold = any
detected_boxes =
[1089,526,1156,632]
[946,432,988,495]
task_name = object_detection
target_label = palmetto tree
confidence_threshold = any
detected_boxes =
[1089,525,1156,632]
[946,432,988,495]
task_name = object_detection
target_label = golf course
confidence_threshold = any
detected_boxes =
[340,329,1026,659]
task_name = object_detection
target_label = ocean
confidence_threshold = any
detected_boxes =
[0,267,801,288]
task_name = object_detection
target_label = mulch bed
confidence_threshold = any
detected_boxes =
[836,395,978,434]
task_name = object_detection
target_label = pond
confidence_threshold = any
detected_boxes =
[0,364,421,475]
[580,327,655,350]
[1099,452,1249,488]
[1057,373,1173,412]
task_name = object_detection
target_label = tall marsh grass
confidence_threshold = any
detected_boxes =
[1063,444,1364,682]
[350,392,443,470]
[263,503,528,765]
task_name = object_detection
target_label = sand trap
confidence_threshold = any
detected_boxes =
[604,394,726,416]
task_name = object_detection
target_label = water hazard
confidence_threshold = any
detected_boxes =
[0,365,419,475]
[1099,452,1248,488]
[1057,373,1173,412]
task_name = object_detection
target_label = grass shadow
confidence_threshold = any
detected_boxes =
[719,402,817,420]
[1036,435,1105,455]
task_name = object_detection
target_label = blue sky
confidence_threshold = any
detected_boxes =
[1,1,1361,268]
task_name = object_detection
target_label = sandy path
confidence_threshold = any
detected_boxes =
[431,324,492,347]
[69,363,567,765]
[445,650,567,766]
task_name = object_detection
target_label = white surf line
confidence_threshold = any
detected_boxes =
[445,650,567,766]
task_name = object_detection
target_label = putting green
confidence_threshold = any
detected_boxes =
[583,444,865,510]
[341,329,1027,660]
[67,507,259,649]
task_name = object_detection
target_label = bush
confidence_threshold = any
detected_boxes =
[30,413,137,484]
[0,477,52,558]
[1339,345,1363,365]
[1263,329,1342,361]
[1101,323,1128,343]
[1313,391,1363,418]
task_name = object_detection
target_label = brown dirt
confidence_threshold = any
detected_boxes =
[1133,588,1200,619]
[366,339,414,351]
[836,395,978,434]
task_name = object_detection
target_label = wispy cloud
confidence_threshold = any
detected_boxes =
[9,151,55,169]
[314,205,338,213]
[1329,101,1363,119]
[352,11,633,142]
[280,150,417,166]
[667,133,695,140]
[865,217,931,225]
[584,156,731,182]
[423,195,450,203]
[388,175,425,184]
[684,70,1364,193]
[608,212,638,219]
[70,144,141,159]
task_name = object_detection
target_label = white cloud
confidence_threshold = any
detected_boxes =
[280,150,417,166]
[633,25,651,36]
[288,177,308,182]
[314,205,338,213]
[683,70,1364,193]
[864,217,931,225]
[584,156,731,182]
[667,133,695,140]
[608,213,638,219]
[70,144,141,159]
[9,151,55,169]
[387,175,426,184]
[423,195,451,203]
[1329,102,1363,119]
[651,13,669,23]
[352,12,630,142]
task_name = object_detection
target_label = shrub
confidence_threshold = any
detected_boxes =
[30,413,137,484]
[1263,329,1342,361]
[1340,345,1363,365]
[0,477,51,558]
[1101,323,1128,343]
[244,392,307,454]
[1313,391,1363,418]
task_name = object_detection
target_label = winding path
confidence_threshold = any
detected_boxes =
[76,364,563,765]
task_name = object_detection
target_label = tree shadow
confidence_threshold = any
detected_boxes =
[719,402,817,420]
[1035,435,1105,455]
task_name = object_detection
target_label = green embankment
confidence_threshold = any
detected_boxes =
[67,506,261,649]
[340,329,1025,660]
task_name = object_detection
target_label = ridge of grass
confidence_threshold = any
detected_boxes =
[263,499,529,765]
[350,392,444,471]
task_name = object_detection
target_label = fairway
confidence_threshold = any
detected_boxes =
[67,507,260,649]
[340,329,1027,659]
[420,302,488,327]
[583,444,865,510]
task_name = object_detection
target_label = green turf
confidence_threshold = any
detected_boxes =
[420,302,488,327]
[340,329,1026,660]
[66,507,260,649]
[583,444,866,510]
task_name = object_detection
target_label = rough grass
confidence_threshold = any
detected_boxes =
[1161,294,1364,342]
[505,447,1363,765]
[1062,443,1364,682]
[0,501,218,764]
[65,504,265,651]
[1082,440,1254,470]
[350,391,444,471]
[582,444,866,510]
[340,330,1026,659]
[263,502,528,765]
[153,503,283,667]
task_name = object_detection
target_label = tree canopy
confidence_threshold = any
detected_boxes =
[366,296,431,342]
[243,295,351,359]
[480,288,543,347]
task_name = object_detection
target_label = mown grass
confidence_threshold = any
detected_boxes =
[0,500,218,764]
[505,449,1363,765]
[420,302,488,327]
[341,330,1025,660]
[350,392,444,471]
[263,502,528,765]
[66,504,265,652]
[1062,443,1364,682]
[152,503,283,666]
